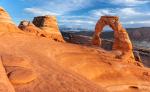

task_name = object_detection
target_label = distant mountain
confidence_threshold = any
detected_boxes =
[60,27,90,32]
[127,27,150,41]
[61,27,150,49]
[61,27,150,40]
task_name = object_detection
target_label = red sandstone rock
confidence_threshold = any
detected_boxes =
[18,20,40,35]
[1,7,150,92]
[0,7,21,32]
[0,57,15,92]
[92,16,136,63]
[32,15,65,42]
[8,68,36,84]
[1,55,37,84]
[0,8,107,92]
[0,33,107,92]
[0,32,149,92]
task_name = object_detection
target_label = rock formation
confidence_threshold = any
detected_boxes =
[0,33,107,92]
[92,16,136,63]
[0,7,21,32]
[32,15,65,42]
[18,20,40,35]
[0,8,37,85]
[18,19,65,42]
[0,7,107,92]
[133,51,142,63]
[1,30,150,92]
[1,7,150,92]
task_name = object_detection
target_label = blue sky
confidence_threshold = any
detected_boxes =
[0,0,150,30]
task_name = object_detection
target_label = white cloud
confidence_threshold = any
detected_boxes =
[110,0,150,6]
[59,20,95,30]
[22,0,150,29]
[24,0,91,15]
[90,8,150,17]
[90,9,115,16]
[124,20,150,24]
[24,8,60,16]
[45,0,90,12]
[89,7,150,28]
[119,8,141,16]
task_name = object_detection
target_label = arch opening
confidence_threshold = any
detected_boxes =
[101,25,114,51]
[92,16,137,63]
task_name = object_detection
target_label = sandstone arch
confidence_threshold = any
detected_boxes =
[92,16,136,63]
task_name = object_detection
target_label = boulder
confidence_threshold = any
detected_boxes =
[32,15,65,42]
[133,51,142,63]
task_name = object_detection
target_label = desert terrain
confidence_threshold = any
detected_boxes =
[0,6,150,92]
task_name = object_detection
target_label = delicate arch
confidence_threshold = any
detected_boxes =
[92,16,136,63]
[92,16,132,51]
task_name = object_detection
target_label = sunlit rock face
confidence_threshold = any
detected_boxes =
[0,7,106,92]
[0,7,12,23]
[1,7,150,92]
[18,20,41,35]
[32,15,65,42]
[1,54,37,85]
[0,7,21,32]
[92,16,137,64]
[0,7,37,85]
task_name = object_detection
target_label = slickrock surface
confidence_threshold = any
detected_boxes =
[0,7,107,92]
[92,16,136,63]
[0,32,107,92]
[1,55,37,84]
[33,16,65,42]
[0,7,150,92]
[0,32,149,92]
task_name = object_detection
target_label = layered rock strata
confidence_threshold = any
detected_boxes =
[32,16,65,42]
[0,7,20,32]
